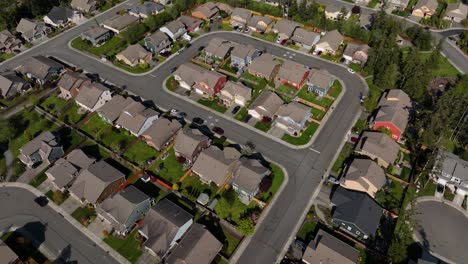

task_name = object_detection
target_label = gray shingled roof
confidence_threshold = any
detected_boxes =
[273,19,301,38]
[341,158,386,193]
[46,149,95,189]
[102,14,139,31]
[46,6,75,24]
[203,38,233,58]
[81,26,111,40]
[247,53,280,79]
[232,157,270,194]
[247,15,273,31]
[276,59,309,85]
[165,223,222,264]
[249,91,284,117]
[291,28,320,46]
[129,2,164,16]
[317,30,344,51]
[142,118,182,150]
[57,72,90,91]
[435,150,468,183]
[331,187,383,236]
[115,101,159,135]
[0,72,28,97]
[174,127,209,160]
[20,55,63,80]
[355,131,400,166]
[98,95,135,123]
[193,2,219,19]
[374,89,411,133]
[75,83,109,110]
[231,43,257,60]
[219,81,251,102]
[275,102,311,124]
[178,15,202,30]
[307,69,335,89]
[303,229,360,264]
[414,0,438,11]
[192,146,240,186]
[231,7,251,21]
[117,44,152,65]
[162,20,185,34]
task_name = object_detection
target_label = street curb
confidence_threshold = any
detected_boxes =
[0,183,130,264]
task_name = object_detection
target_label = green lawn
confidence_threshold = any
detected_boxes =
[277,84,297,96]
[81,140,111,160]
[40,94,68,115]
[71,37,91,51]
[399,166,412,182]
[363,78,383,112]
[444,189,455,201]
[234,107,248,121]
[310,107,326,121]
[198,98,227,113]
[149,148,185,184]
[352,119,368,134]
[297,221,317,242]
[419,180,437,197]
[61,103,85,125]
[368,0,378,7]
[88,35,126,57]
[256,163,285,203]
[181,175,217,201]
[81,114,112,138]
[221,23,233,31]
[298,87,334,108]
[0,53,15,61]
[59,127,84,152]
[123,140,160,167]
[328,80,343,98]
[45,190,68,205]
[254,121,271,132]
[214,190,258,225]
[375,181,405,213]
[197,214,241,258]
[421,53,460,77]
[100,127,136,153]
[29,170,48,188]
[241,73,267,97]
[113,61,153,74]
[71,206,96,226]
[282,122,319,145]
[104,230,143,263]
[251,32,277,42]
[331,142,354,174]
[166,76,178,91]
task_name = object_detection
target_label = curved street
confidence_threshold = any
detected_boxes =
[0,186,120,264]
[413,200,468,264]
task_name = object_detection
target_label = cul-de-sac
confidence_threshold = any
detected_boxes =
[0,0,466,263]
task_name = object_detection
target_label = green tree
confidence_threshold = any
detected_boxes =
[122,23,148,44]
[237,217,255,236]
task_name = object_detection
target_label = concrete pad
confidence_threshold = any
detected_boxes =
[37,179,54,194]
[453,194,464,206]
[268,126,285,139]
[60,196,82,215]
[136,250,160,264]
[88,216,112,239]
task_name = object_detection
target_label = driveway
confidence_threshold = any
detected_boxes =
[60,196,82,215]
[88,216,112,240]
[413,200,468,264]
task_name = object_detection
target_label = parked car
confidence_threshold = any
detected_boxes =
[170,67,177,73]
[243,114,252,123]
[193,117,204,125]
[351,137,358,143]
[231,106,240,114]
[437,184,445,193]
[34,196,49,207]
[212,126,224,136]
[327,175,339,184]
[347,68,355,74]
[276,37,281,43]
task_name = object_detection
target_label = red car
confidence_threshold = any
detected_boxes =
[212,127,224,136]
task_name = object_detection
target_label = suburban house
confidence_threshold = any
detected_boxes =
[314,30,344,54]
[432,150,468,197]
[102,14,139,34]
[219,81,252,107]
[71,0,97,13]
[302,229,360,264]
[247,53,281,80]
[371,89,411,141]
[174,127,210,165]
[18,131,64,168]
[343,43,370,64]
[354,131,400,169]
[156,0,171,5]
[331,187,383,240]
[444,2,468,22]
[16,18,51,43]
[247,15,274,33]
[115,44,152,67]
[97,95,135,124]
[275,60,310,89]
[202,38,233,60]
[216,2,233,15]
[412,0,438,17]
[0,241,21,264]
[141,118,182,151]
[230,43,260,68]
[0,30,24,54]
[291,28,320,50]
[45,149,95,191]
[325,5,351,21]
[57,72,91,100]
[272,19,301,41]
[144,31,171,54]
[43,6,82,28]
[191,2,219,21]
[274,102,311,136]
[307,69,335,97]
[232,157,270,204]
[340,158,387,198]
[139,199,193,257]
[19,55,64,84]
[160,20,190,41]
[178,15,203,32]
[230,8,252,28]
[75,83,112,112]
[0,72,30,98]
[69,160,126,204]
[80,27,112,46]
[192,146,241,186]
[115,101,160,136]
[359,14,373,30]
[97,185,152,235]
[248,90,284,119]
[165,223,222,264]
[129,2,164,18]
[173,63,227,97]
[388,0,410,10]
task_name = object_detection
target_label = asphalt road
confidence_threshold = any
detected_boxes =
[0,186,120,264]
[0,22,366,263]
[413,201,468,264]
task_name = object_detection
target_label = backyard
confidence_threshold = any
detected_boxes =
[241,73,267,98]
[197,214,241,258]
[81,114,113,138]
[180,174,218,201]
[104,231,143,264]
[298,87,334,109]
[375,181,405,213]
[310,107,325,121]
[100,127,136,154]
[214,189,260,226]
[282,122,319,145]
[123,140,160,167]
[149,148,185,185]
[40,94,86,125]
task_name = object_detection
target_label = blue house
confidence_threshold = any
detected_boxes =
[230,43,260,68]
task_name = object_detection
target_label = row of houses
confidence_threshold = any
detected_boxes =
[411,0,467,22]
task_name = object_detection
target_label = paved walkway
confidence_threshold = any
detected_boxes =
[3,150,13,182]
[60,196,81,215]
[16,163,48,184]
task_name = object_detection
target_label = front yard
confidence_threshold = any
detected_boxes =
[197,214,241,258]
[331,142,354,175]
[282,122,319,145]
[328,80,343,98]
[310,108,325,121]
[198,98,228,113]
[71,205,96,227]
[104,230,143,264]
[214,189,260,226]
[254,121,271,132]
[251,32,277,43]
[256,163,285,203]
[45,190,69,205]
[29,170,48,188]
[297,87,334,109]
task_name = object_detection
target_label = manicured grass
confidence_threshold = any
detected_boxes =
[123,140,160,167]
[113,61,153,74]
[214,190,258,225]
[363,78,382,112]
[165,76,178,91]
[297,87,334,108]
[277,84,297,96]
[241,73,267,97]
[81,140,111,160]
[251,32,277,42]
[443,189,455,201]
[328,80,343,98]
[234,107,248,121]
[375,181,405,213]
[399,166,412,182]
[61,102,86,125]
[368,0,378,7]
[171,41,188,54]
[256,163,285,203]
[222,228,241,256]
[100,127,136,153]
[254,121,271,132]
[352,119,367,134]
[45,190,68,205]
[310,107,325,121]
[71,37,91,51]
[104,230,143,263]
[221,23,233,31]
[421,53,460,77]
[331,142,354,174]
[149,148,185,184]
[198,98,227,113]
[40,94,68,115]
[0,53,15,60]
[88,35,126,57]
[418,180,437,197]
[29,170,48,188]
[282,122,319,145]
[297,221,317,242]
[181,175,217,201]
[71,206,96,226]
[81,114,113,139]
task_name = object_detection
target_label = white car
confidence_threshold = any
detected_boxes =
[347,68,356,74]
[276,37,282,43]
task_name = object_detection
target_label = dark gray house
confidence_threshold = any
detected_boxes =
[331,187,383,240]
[81,27,112,46]
[18,131,64,168]
[0,72,30,98]
[144,31,171,54]
[19,55,64,84]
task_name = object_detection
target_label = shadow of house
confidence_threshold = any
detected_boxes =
[55,244,78,264]
[4,222,48,262]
